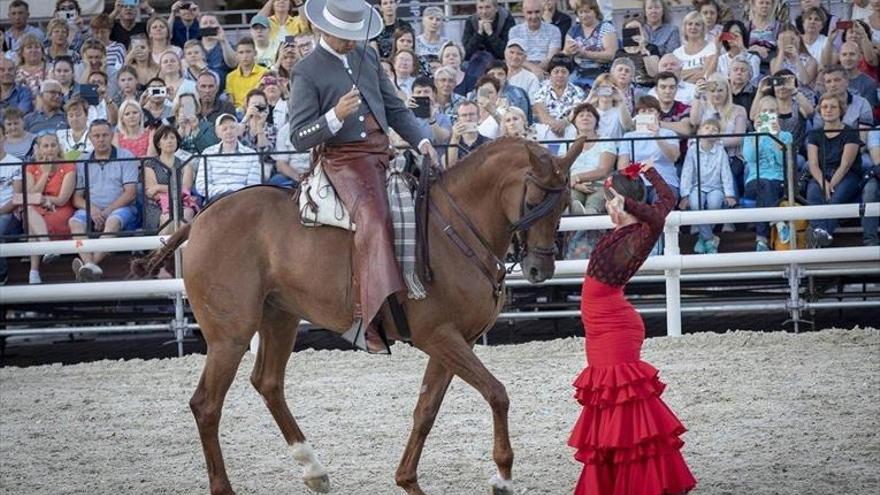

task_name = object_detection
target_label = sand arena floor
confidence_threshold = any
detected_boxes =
[1,327,878,495]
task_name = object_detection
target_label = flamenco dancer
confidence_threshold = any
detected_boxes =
[569,161,697,494]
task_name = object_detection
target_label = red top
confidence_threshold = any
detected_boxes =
[586,168,675,287]
[26,163,76,199]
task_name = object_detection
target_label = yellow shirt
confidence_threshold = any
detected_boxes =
[225,64,269,109]
[269,14,311,44]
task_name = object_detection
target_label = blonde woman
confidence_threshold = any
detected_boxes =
[746,0,782,62]
[438,41,466,91]
[642,0,681,56]
[672,11,718,83]
[113,99,155,158]
[15,33,48,97]
[499,107,531,138]
[586,73,633,139]
[45,19,77,65]
[24,133,76,284]
[146,16,182,65]
[690,73,748,192]
[125,35,160,86]
[157,50,196,100]
[769,26,817,87]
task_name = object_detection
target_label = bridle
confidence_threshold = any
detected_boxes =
[418,162,567,302]
[508,170,568,265]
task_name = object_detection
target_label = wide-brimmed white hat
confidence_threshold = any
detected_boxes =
[304,0,383,41]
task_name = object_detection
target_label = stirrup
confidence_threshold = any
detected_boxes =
[341,319,391,354]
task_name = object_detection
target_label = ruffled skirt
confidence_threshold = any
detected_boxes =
[568,360,696,495]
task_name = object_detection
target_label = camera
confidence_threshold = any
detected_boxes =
[255,104,268,113]
[179,2,192,9]
[58,10,76,21]
[201,27,219,37]
[149,86,167,98]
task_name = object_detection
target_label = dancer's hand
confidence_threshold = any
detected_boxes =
[606,186,625,216]
[639,160,655,174]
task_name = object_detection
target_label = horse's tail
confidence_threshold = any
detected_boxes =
[129,223,192,279]
[558,136,587,172]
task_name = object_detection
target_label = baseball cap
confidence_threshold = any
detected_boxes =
[215,113,237,127]
[506,39,526,50]
[250,15,270,28]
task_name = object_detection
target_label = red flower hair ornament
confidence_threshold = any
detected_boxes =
[604,162,643,189]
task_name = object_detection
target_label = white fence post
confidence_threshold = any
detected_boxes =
[664,214,682,337]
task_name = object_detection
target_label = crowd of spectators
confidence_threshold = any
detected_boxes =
[0,0,879,285]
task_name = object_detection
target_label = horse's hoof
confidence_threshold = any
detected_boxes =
[304,474,331,493]
[489,473,514,495]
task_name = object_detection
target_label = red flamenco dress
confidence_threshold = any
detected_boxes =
[569,168,696,495]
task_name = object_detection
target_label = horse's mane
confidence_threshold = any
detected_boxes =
[440,136,556,190]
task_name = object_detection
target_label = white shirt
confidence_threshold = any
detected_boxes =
[805,34,827,64]
[649,81,696,105]
[273,123,310,175]
[673,43,717,73]
[0,153,22,207]
[508,68,540,102]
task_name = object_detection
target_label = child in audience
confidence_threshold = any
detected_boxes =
[679,119,737,254]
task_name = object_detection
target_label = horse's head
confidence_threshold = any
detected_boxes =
[508,137,586,284]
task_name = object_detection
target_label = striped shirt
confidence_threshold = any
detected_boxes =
[197,142,262,199]
[509,22,561,63]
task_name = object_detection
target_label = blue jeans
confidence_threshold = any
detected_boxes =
[268,173,298,189]
[688,188,725,241]
[863,177,879,245]
[744,179,785,239]
[0,212,23,284]
[806,174,861,234]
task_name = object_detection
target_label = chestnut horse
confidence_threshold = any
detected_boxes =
[136,136,585,495]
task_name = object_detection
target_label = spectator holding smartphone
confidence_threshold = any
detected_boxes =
[169,1,200,48]
[68,119,139,282]
[805,94,863,248]
[447,101,491,168]
[679,118,737,254]
[125,35,159,86]
[240,89,278,179]
[485,61,532,124]
[618,95,681,201]
[743,96,792,251]
[174,93,218,154]
[716,21,761,80]
[473,75,505,139]
[140,77,173,129]
[407,77,451,144]
[563,0,617,89]
[24,132,76,284]
[198,15,237,93]
[109,0,147,49]
[614,18,661,92]
[586,73,633,140]
[690,74,748,193]
[769,26,818,88]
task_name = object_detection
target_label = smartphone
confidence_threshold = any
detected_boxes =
[181,98,196,118]
[57,10,76,21]
[768,76,785,87]
[201,26,219,37]
[179,2,192,9]
[412,96,431,119]
[79,84,99,106]
[622,27,640,47]
[149,86,167,98]
[595,86,614,97]
[757,112,778,135]
[718,32,736,42]
[122,0,139,6]
[285,35,296,45]
[635,113,657,133]
[836,20,853,31]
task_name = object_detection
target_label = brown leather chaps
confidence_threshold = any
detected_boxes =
[319,116,405,326]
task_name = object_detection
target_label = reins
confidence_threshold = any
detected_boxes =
[414,156,567,302]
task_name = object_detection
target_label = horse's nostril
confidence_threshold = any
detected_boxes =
[529,266,540,279]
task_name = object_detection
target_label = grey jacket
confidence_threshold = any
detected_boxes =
[289,43,430,152]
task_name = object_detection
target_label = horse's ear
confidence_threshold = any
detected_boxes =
[557,136,587,174]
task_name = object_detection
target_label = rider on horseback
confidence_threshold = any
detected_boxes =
[289,0,439,352]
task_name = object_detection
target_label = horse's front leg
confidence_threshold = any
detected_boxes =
[395,356,454,495]
[428,331,515,495]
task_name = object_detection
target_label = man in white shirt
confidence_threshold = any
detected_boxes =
[0,124,22,285]
[505,39,540,101]
[507,0,561,77]
[649,54,696,105]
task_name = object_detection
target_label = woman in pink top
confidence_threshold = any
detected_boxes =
[113,99,155,157]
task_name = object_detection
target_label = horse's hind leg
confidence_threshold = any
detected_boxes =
[395,356,454,495]
[250,305,330,493]
[190,340,249,495]
[426,331,515,495]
